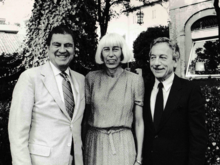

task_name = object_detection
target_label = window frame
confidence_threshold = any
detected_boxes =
[185,37,220,78]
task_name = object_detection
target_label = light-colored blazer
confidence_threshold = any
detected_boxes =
[8,62,85,165]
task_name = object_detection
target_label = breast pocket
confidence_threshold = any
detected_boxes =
[29,143,51,157]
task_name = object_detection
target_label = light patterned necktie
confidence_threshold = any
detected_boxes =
[60,72,75,118]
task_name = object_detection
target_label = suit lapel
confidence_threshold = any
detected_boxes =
[69,70,80,122]
[157,75,183,132]
[144,79,155,132]
[40,62,71,121]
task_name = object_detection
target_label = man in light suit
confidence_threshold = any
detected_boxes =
[8,25,85,165]
[143,37,207,165]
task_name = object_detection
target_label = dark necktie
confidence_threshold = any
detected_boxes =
[154,82,164,131]
[60,72,75,118]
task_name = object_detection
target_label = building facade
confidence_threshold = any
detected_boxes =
[169,0,218,78]
[101,0,169,51]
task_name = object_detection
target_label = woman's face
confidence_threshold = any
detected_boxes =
[102,45,122,69]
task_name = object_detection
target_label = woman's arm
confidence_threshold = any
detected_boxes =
[134,104,144,164]
[82,104,91,143]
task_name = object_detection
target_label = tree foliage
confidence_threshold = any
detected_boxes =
[139,0,169,5]
[95,0,169,37]
[94,0,131,37]
[199,79,220,165]
[93,0,166,38]
[196,40,220,74]
[125,0,169,13]
[0,52,25,165]
[188,40,220,75]
[24,0,98,74]
[0,53,25,101]
[133,26,169,81]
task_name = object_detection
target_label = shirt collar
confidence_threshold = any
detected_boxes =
[154,73,175,92]
[49,61,70,77]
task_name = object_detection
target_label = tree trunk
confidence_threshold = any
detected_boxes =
[99,0,111,38]
[100,24,107,37]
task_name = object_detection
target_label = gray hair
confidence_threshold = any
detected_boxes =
[149,37,180,61]
[95,33,133,64]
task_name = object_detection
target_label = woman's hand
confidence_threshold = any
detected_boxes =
[133,160,142,165]
[134,105,144,165]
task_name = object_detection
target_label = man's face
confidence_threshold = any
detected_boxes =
[47,33,74,71]
[149,42,177,82]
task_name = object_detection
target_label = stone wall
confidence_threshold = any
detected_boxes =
[169,0,214,78]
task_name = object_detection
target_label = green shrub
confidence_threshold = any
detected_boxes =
[133,26,169,82]
[0,100,11,165]
[200,79,220,165]
[0,52,25,164]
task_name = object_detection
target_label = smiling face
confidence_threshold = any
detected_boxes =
[102,46,122,69]
[47,33,74,71]
[150,42,177,82]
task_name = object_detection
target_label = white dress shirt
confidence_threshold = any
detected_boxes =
[50,62,76,103]
[150,73,175,120]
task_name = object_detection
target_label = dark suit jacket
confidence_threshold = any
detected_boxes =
[143,75,207,165]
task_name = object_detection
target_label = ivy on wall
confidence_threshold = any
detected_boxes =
[0,1,98,164]
[202,80,220,165]
[0,52,25,165]
[24,0,98,74]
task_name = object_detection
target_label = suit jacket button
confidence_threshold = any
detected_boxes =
[155,135,158,138]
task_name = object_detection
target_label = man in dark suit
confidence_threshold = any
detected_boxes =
[142,37,207,165]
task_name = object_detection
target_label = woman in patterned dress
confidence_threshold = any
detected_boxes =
[84,33,144,165]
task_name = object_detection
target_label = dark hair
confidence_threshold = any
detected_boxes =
[46,25,75,46]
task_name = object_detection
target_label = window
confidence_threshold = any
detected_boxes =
[186,38,220,78]
[136,10,144,25]
[186,16,219,78]
[0,18,5,25]
[191,16,217,31]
